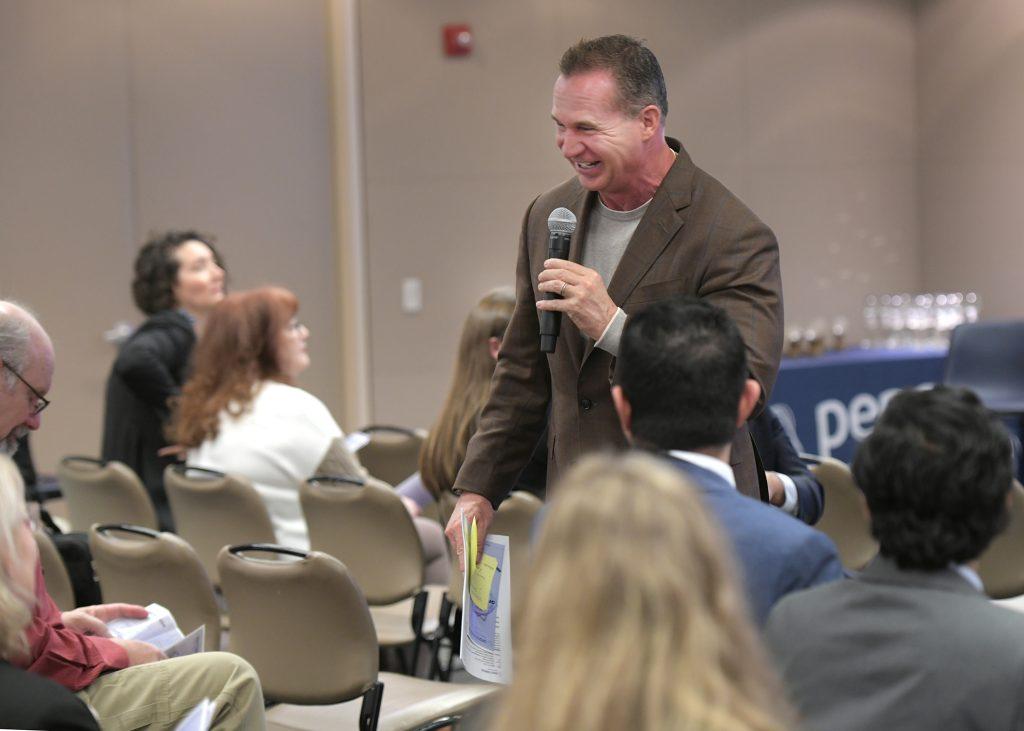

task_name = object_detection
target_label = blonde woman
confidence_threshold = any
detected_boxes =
[0,454,100,728]
[490,452,796,731]
[397,287,517,525]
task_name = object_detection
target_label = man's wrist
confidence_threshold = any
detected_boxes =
[595,307,627,356]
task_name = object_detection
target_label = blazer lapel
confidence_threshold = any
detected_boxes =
[580,142,695,366]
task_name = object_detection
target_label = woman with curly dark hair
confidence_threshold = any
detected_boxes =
[101,230,225,530]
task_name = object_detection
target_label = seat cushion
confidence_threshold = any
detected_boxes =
[265,674,496,731]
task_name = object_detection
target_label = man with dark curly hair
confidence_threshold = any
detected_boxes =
[765,386,1024,731]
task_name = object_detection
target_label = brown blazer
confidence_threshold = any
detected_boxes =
[453,139,783,503]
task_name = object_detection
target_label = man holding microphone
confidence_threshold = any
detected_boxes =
[446,35,783,561]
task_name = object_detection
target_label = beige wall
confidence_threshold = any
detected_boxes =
[12,1,1016,469]
[360,0,919,427]
[918,0,1024,319]
[0,0,339,470]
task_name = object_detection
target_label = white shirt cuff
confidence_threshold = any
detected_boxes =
[777,473,799,515]
[595,308,627,356]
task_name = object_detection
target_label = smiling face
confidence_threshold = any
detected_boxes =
[552,69,661,210]
[172,240,225,317]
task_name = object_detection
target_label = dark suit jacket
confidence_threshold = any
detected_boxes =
[765,557,1024,731]
[101,309,195,531]
[0,661,99,730]
[749,409,824,524]
[455,140,784,503]
[670,456,842,624]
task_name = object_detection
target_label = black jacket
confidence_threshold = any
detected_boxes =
[0,661,99,730]
[100,309,195,530]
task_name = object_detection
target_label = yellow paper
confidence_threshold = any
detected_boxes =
[468,517,478,579]
[470,553,498,611]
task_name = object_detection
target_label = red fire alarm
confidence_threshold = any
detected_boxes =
[443,24,473,57]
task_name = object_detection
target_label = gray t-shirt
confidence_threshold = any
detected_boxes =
[581,198,650,355]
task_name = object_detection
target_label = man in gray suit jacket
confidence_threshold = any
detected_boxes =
[447,34,783,562]
[765,386,1024,731]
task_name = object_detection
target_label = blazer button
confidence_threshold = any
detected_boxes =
[581,398,593,411]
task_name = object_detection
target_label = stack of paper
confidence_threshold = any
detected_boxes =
[459,512,513,684]
[106,603,205,659]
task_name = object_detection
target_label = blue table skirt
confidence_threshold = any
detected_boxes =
[768,347,947,462]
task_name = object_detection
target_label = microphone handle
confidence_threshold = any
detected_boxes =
[540,231,572,352]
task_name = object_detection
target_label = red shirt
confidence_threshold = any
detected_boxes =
[14,563,129,691]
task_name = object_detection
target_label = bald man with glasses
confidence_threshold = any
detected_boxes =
[0,302,53,456]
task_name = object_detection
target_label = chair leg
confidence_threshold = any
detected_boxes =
[359,681,384,731]
[409,590,428,675]
[429,597,453,680]
[441,607,462,681]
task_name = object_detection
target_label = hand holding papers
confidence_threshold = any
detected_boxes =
[106,603,206,658]
[460,510,513,683]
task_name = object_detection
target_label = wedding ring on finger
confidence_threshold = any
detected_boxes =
[559,281,568,297]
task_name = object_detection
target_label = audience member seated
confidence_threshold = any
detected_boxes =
[396,288,516,524]
[765,386,1024,731]
[490,452,796,731]
[0,454,100,730]
[0,301,265,729]
[171,287,446,582]
[749,408,824,524]
[612,296,843,624]
[102,230,226,530]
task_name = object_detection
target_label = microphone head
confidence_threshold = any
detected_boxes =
[547,207,577,235]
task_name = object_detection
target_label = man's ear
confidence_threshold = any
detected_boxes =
[736,378,762,427]
[639,104,661,140]
[611,385,633,441]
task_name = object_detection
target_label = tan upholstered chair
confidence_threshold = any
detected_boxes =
[809,456,878,570]
[300,476,440,672]
[490,490,542,609]
[355,426,427,487]
[164,464,276,583]
[57,456,157,531]
[89,524,221,651]
[217,544,494,731]
[979,480,1024,599]
[34,529,75,611]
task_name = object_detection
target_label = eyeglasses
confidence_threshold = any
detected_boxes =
[2,362,49,416]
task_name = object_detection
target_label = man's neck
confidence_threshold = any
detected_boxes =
[599,138,677,211]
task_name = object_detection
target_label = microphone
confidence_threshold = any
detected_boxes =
[540,207,577,353]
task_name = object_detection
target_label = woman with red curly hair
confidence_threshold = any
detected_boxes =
[170,286,364,549]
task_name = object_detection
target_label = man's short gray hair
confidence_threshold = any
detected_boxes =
[0,303,35,391]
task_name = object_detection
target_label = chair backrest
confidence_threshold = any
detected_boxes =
[445,490,543,609]
[490,491,543,612]
[810,457,878,570]
[945,320,1024,414]
[163,464,277,583]
[57,456,157,531]
[34,529,75,611]
[300,475,424,604]
[979,480,1024,599]
[355,425,426,487]
[217,544,378,704]
[89,524,221,651]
